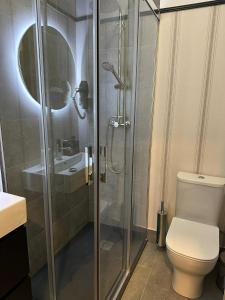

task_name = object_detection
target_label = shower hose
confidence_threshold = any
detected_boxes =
[106,119,124,174]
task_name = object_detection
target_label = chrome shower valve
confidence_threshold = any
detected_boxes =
[110,116,131,128]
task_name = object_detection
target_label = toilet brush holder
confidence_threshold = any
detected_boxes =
[156,202,167,248]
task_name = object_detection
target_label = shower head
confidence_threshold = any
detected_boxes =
[102,61,126,89]
[102,62,115,72]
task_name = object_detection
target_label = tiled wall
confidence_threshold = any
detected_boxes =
[98,4,129,228]
[148,5,225,231]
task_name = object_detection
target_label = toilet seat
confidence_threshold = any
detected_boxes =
[166,217,220,298]
[166,217,219,262]
[167,246,218,264]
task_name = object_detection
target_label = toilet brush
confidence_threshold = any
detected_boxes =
[156,201,167,247]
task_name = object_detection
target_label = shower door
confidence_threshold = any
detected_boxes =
[98,1,159,298]
[33,0,139,299]
[130,0,159,264]
[37,1,97,299]
[98,1,138,298]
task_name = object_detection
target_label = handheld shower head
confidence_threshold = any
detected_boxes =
[102,61,126,89]
[102,62,115,72]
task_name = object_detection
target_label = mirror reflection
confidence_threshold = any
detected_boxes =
[18,25,75,110]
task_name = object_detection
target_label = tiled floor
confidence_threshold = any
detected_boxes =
[122,242,223,300]
[32,225,95,300]
[32,223,125,300]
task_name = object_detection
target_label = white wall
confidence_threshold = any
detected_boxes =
[0,169,2,192]
[148,5,225,231]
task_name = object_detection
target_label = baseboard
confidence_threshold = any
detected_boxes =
[147,229,157,244]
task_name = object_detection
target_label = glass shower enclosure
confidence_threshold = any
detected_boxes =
[0,0,159,299]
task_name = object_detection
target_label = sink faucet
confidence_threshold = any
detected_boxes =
[56,139,74,160]
[56,139,63,160]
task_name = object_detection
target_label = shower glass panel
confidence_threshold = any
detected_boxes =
[98,1,136,298]
[0,1,50,299]
[39,1,95,299]
[130,1,158,264]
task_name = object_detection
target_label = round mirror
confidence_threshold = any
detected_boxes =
[18,25,75,110]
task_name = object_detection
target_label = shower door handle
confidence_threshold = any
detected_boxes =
[100,145,107,183]
[85,146,93,185]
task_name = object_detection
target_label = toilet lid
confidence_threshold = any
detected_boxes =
[166,217,219,261]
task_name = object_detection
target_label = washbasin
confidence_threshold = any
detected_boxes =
[0,192,27,238]
[54,153,84,173]
[23,152,87,193]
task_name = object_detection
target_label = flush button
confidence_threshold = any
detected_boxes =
[198,175,205,179]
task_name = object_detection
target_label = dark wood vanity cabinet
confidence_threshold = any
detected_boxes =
[0,226,32,300]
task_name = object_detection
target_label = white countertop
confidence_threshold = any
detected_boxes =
[0,192,27,238]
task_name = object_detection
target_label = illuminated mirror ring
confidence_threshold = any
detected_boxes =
[18,25,76,110]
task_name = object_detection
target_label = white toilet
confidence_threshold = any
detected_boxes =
[166,172,225,299]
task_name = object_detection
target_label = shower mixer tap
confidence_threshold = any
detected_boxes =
[110,120,119,128]
[110,116,131,128]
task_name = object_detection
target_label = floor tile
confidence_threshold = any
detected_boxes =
[147,249,172,290]
[166,288,187,300]
[199,267,223,300]
[122,265,151,300]
[138,242,158,268]
[122,242,223,300]
[141,283,169,300]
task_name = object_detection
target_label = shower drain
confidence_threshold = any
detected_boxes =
[100,240,114,251]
